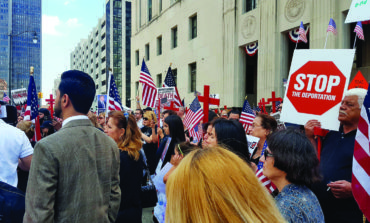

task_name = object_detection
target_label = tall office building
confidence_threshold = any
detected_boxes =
[0,0,42,94]
[70,0,132,108]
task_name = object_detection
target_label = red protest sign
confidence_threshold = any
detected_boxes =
[348,71,368,90]
[286,61,345,116]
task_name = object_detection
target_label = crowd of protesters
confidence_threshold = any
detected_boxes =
[0,70,368,223]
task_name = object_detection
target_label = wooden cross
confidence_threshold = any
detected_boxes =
[163,101,179,112]
[258,98,269,114]
[45,94,55,119]
[198,85,220,123]
[267,91,283,113]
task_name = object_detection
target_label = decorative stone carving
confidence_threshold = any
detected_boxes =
[284,0,305,22]
[224,0,235,12]
[241,16,256,39]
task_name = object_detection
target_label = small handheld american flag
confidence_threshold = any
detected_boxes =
[327,18,337,35]
[183,97,204,131]
[354,21,365,40]
[139,59,157,108]
[189,122,202,143]
[163,67,182,107]
[106,71,123,112]
[240,99,255,133]
[298,21,308,43]
[2,93,10,103]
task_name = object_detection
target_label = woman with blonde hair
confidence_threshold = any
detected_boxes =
[166,146,286,223]
[98,112,107,129]
[105,111,143,223]
[140,110,158,174]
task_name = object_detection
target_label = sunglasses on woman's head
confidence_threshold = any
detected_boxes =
[143,117,149,121]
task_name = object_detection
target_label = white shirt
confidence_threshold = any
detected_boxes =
[137,118,144,129]
[0,119,33,187]
[62,115,89,127]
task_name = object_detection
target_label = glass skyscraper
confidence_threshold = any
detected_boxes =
[0,0,42,94]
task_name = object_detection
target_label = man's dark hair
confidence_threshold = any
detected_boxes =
[229,109,240,116]
[212,118,250,163]
[267,128,321,186]
[162,110,176,116]
[209,110,218,121]
[135,109,143,116]
[58,70,96,114]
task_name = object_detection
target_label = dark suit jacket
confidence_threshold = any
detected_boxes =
[24,119,121,223]
[98,100,106,109]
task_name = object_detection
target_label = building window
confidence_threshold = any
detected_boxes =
[172,26,178,48]
[148,0,152,21]
[157,74,162,87]
[172,69,177,84]
[135,50,140,66]
[102,80,106,86]
[135,81,139,95]
[159,0,162,12]
[190,14,197,39]
[96,84,99,89]
[157,36,162,55]
[145,43,150,61]
[189,63,196,92]
[244,0,257,13]
[96,74,99,79]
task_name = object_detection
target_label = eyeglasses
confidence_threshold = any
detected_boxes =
[143,118,149,121]
[264,150,274,159]
[135,113,141,115]
[251,124,262,128]
[98,117,104,120]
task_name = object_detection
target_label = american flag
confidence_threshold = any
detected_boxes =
[298,21,308,43]
[256,168,277,193]
[352,89,370,220]
[275,101,282,112]
[163,67,183,107]
[253,105,261,114]
[354,21,365,40]
[183,97,204,131]
[189,122,202,143]
[107,71,123,112]
[240,99,255,133]
[139,59,157,108]
[327,18,337,35]
[2,93,10,102]
[24,75,41,142]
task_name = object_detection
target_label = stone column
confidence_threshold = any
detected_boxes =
[257,0,278,100]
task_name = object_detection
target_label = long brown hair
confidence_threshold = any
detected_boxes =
[109,111,142,161]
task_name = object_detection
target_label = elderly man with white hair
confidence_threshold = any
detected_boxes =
[305,88,366,223]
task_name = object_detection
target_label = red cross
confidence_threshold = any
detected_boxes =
[198,85,220,123]
[267,91,283,113]
[45,94,55,119]
[163,101,179,112]
[258,98,269,114]
[223,105,227,111]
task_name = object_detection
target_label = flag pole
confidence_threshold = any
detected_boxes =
[324,32,329,49]
[353,35,357,49]
[105,68,112,120]
[295,39,298,50]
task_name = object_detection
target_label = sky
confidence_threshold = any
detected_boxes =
[41,0,106,103]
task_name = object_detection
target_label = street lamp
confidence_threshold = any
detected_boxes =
[8,31,38,104]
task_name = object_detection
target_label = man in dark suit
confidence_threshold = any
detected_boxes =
[24,70,121,222]
[98,95,106,109]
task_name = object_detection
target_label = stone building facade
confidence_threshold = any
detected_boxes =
[131,0,369,108]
